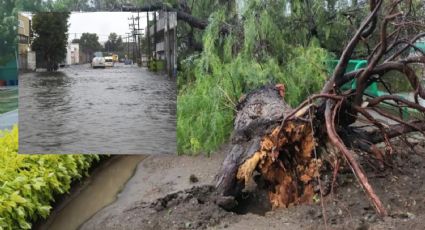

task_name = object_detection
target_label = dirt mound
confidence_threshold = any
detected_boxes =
[119,185,236,230]
[81,139,425,230]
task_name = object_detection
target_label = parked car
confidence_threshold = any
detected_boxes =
[91,57,106,68]
[104,56,114,67]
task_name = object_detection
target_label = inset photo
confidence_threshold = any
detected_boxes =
[18,11,177,154]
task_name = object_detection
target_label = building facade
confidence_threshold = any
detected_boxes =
[146,11,177,76]
[18,13,30,55]
[18,13,36,72]
[65,43,80,65]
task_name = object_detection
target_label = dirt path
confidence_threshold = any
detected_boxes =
[80,146,227,229]
[81,137,425,230]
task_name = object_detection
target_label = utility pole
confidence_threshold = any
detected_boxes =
[131,16,136,63]
[146,12,151,61]
[153,11,157,60]
[166,11,172,77]
[173,15,177,77]
[137,11,141,65]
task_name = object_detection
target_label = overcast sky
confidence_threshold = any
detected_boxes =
[23,11,150,43]
[68,12,149,42]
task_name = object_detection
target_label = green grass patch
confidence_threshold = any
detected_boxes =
[0,126,102,229]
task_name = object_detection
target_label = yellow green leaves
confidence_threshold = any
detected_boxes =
[0,126,101,229]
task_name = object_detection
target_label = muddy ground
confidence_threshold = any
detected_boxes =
[81,135,425,230]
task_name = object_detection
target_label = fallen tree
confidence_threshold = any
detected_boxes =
[215,0,425,217]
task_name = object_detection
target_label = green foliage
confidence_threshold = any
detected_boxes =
[0,126,101,229]
[177,7,330,154]
[31,12,70,71]
[77,33,103,57]
[104,33,123,52]
[148,59,166,72]
[0,0,18,66]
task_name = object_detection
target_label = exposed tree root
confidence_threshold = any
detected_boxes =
[215,0,425,218]
[236,122,320,209]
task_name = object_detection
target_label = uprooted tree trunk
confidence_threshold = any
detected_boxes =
[215,0,425,217]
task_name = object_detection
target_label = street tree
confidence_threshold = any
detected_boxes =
[104,33,123,52]
[0,0,17,66]
[31,12,70,71]
[78,33,103,62]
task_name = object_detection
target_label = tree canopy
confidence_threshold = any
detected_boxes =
[31,12,70,71]
[0,0,18,66]
[104,33,123,52]
[78,33,103,56]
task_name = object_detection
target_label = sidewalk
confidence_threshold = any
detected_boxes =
[0,109,18,130]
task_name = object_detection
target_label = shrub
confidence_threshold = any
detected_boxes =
[148,59,166,72]
[0,126,101,229]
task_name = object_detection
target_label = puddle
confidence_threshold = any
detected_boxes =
[34,155,147,230]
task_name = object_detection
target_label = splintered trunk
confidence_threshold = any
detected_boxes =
[215,86,320,209]
[215,0,425,217]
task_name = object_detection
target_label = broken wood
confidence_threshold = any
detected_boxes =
[215,0,425,217]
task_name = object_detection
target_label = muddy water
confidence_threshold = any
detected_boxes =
[19,64,176,154]
[35,155,146,230]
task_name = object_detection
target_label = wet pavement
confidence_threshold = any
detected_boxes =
[19,64,176,154]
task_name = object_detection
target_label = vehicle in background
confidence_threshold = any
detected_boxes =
[104,56,114,67]
[93,51,103,57]
[124,59,133,65]
[91,56,106,68]
[112,54,119,63]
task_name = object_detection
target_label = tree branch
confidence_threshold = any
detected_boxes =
[121,3,229,33]
[325,100,387,216]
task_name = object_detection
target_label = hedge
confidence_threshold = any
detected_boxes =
[0,126,101,229]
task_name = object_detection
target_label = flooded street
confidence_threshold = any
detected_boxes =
[19,64,176,154]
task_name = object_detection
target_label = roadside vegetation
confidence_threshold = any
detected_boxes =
[174,0,352,154]
[0,126,101,229]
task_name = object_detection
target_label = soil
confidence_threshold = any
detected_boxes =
[81,134,425,230]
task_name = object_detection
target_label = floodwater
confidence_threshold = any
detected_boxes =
[19,64,176,154]
[34,155,147,230]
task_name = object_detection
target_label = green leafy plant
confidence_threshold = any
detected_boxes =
[0,126,101,229]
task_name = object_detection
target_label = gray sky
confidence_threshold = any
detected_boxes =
[68,12,149,42]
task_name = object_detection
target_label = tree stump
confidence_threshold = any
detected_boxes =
[215,85,320,209]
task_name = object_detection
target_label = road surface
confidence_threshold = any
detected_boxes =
[19,64,176,154]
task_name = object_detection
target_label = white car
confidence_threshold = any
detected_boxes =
[104,56,114,67]
[92,57,106,68]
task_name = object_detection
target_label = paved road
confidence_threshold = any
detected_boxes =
[19,64,176,154]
